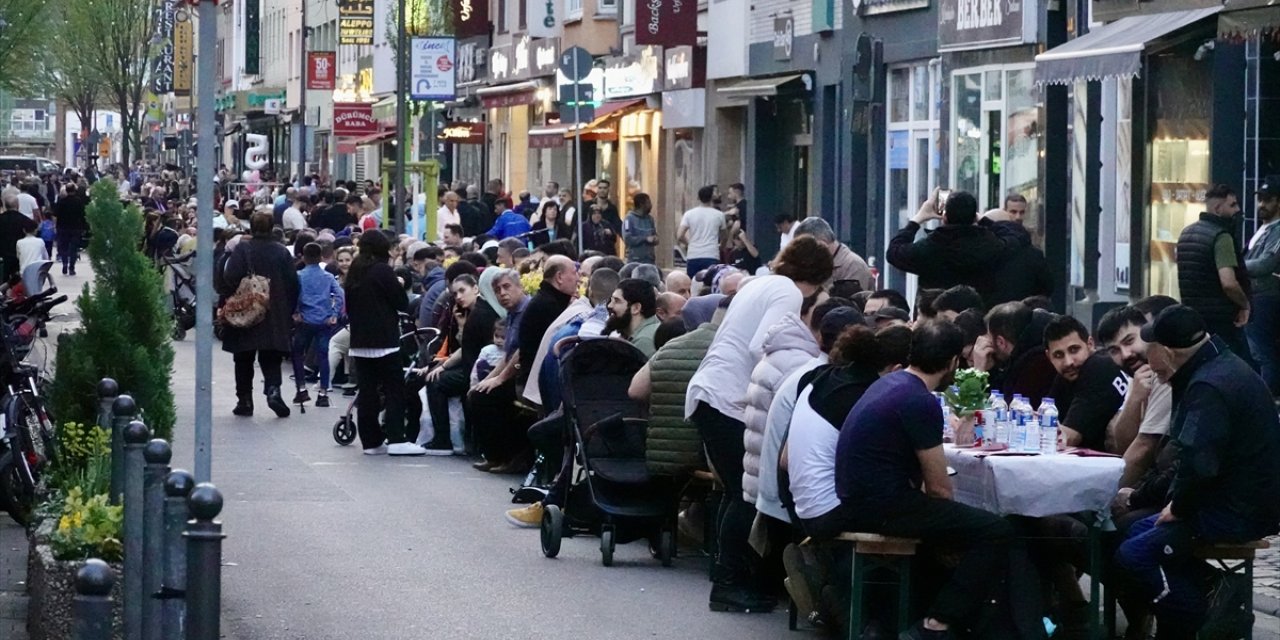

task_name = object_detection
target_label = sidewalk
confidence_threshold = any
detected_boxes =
[1256,536,1280,617]
[0,519,29,640]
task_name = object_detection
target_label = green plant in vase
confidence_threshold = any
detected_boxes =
[943,368,990,445]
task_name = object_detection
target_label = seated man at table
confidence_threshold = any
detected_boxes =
[1115,305,1280,640]
[980,301,1057,407]
[828,321,1016,640]
[1042,314,1128,451]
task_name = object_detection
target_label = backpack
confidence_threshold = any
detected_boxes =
[38,220,55,243]
[218,249,271,328]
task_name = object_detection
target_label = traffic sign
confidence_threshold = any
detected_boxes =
[559,104,595,124]
[559,46,593,81]
[558,83,594,105]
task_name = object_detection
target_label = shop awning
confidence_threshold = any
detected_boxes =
[346,130,396,146]
[477,81,543,108]
[530,125,570,148]
[1219,0,1280,40]
[1034,7,1221,85]
[716,74,806,99]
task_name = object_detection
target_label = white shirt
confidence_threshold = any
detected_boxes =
[685,276,804,422]
[779,230,794,252]
[16,192,38,219]
[787,384,843,520]
[1137,380,1173,436]
[282,206,307,231]
[17,236,48,271]
[437,205,460,241]
[680,206,726,260]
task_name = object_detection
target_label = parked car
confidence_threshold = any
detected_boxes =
[0,156,61,176]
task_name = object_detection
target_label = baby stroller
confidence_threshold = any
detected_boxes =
[333,314,440,445]
[539,337,675,567]
[161,252,197,340]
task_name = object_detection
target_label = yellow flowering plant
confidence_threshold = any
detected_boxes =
[50,422,112,498]
[50,487,123,562]
[520,270,543,295]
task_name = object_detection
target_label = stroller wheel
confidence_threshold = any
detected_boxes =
[600,528,615,567]
[659,529,674,567]
[540,504,563,558]
[172,326,187,341]
[332,417,356,445]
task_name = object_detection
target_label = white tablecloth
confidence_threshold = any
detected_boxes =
[943,445,1125,519]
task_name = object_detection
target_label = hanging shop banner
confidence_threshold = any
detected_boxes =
[308,52,338,90]
[636,0,697,47]
[530,37,560,78]
[173,10,194,97]
[339,0,376,46]
[333,103,378,136]
[245,0,261,74]
[489,44,514,82]
[437,122,486,144]
[602,45,664,99]
[664,45,704,90]
[453,0,490,38]
[457,40,487,84]
[410,37,457,101]
[938,0,1035,51]
[773,16,794,61]
[150,0,178,93]
[528,0,563,38]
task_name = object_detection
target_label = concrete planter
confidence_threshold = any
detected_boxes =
[26,518,123,640]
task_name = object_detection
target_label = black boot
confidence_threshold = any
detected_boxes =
[265,386,291,418]
[233,395,254,417]
[708,583,777,613]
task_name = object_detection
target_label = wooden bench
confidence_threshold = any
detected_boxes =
[794,533,921,638]
[1195,539,1271,640]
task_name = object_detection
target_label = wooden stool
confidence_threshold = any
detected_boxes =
[1193,539,1270,640]
[834,533,921,639]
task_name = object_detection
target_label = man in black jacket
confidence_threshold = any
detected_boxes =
[1115,305,1280,639]
[53,183,90,275]
[1176,184,1252,366]
[0,191,29,280]
[887,190,1038,306]
[978,301,1058,408]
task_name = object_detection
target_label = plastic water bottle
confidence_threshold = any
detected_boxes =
[1011,411,1030,452]
[987,392,1009,445]
[1038,398,1059,455]
[938,393,954,442]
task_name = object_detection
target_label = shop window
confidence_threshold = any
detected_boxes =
[598,0,618,16]
[567,0,583,18]
[885,60,942,282]
[950,65,1041,231]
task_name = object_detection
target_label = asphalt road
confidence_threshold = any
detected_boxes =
[166,337,797,640]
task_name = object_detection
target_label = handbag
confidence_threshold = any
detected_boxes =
[218,248,271,328]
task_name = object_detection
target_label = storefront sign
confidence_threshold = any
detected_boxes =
[150,0,178,94]
[527,0,562,38]
[854,0,930,16]
[410,37,457,100]
[512,35,533,80]
[173,11,193,97]
[437,122,486,144]
[458,40,487,84]
[481,91,539,108]
[773,16,794,61]
[938,0,1034,51]
[244,0,261,75]
[333,103,378,136]
[531,38,560,78]
[307,52,337,90]
[339,0,375,46]
[453,0,490,38]
[664,46,704,90]
[637,0,697,48]
[602,45,664,99]
[490,44,514,82]
[529,131,566,148]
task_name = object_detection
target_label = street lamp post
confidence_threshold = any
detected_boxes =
[193,0,216,482]
[393,0,407,234]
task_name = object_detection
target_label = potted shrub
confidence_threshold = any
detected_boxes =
[942,368,990,446]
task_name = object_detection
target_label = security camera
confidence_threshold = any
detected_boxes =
[1194,40,1215,61]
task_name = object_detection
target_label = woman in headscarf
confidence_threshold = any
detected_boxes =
[477,266,509,320]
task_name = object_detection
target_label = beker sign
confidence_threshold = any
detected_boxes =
[637,0,697,47]
[938,0,1034,51]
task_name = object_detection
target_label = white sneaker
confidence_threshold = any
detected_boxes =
[387,442,427,456]
[362,444,388,455]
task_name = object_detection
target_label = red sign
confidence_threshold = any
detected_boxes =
[333,103,378,136]
[636,0,697,47]
[436,122,485,144]
[307,52,337,90]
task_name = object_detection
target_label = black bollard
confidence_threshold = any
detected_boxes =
[109,394,136,505]
[73,559,115,640]
[184,483,225,640]
[97,378,119,433]
[122,420,149,640]
[161,470,194,640]
[141,439,170,640]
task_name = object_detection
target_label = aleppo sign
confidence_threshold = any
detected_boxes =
[339,0,375,45]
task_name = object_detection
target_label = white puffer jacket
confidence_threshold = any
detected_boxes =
[742,312,821,505]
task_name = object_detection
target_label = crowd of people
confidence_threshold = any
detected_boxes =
[25,159,1280,639]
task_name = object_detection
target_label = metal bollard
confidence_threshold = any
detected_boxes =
[122,420,150,640]
[73,559,115,640]
[161,470,194,640]
[141,439,171,640]
[97,378,118,432]
[109,394,136,505]
[184,483,225,640]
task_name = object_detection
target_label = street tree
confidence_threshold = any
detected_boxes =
[36,0,103,166]
[0,0,51,94]
[77,0,161,167]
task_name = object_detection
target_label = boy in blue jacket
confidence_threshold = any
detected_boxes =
[292,242,345,407]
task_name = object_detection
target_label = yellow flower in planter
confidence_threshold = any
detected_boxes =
[520,271,543,295]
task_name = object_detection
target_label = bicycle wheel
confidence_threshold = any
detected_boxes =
[0,450,34,526]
